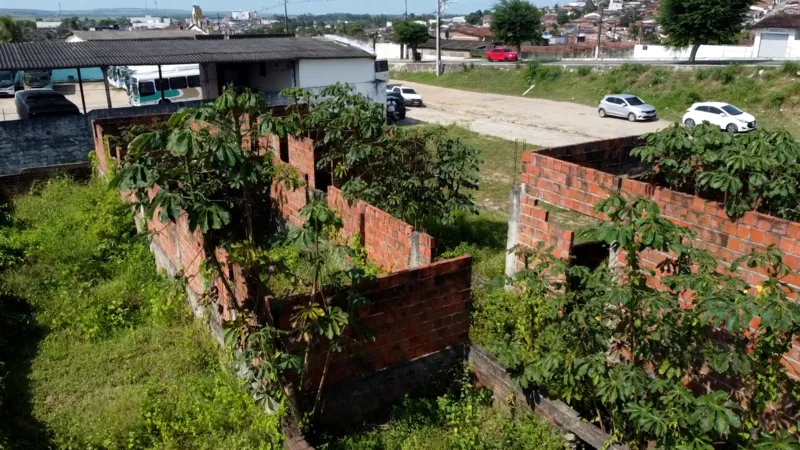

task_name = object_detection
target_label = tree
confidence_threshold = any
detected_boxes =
[660,0,752,63]
[619,10,637,27]
[466,9,485,25]
[491,0,544,52]
[393,20,429,62]
[0,16,25,43]
[584,0,598,13]
[557,9,570,25]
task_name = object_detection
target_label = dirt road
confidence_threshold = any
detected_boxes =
[396,81,671,147]
[0,82,130,121]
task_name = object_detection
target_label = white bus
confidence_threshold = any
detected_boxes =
[129,67,203,106]
[0,71,19,96]
[22,70,53,90]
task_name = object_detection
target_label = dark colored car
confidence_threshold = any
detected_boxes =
[387,91,406,120]
[14,90,80,119]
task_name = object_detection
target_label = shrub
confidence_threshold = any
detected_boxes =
[577,65,593,76]
[769,92,786,108]
[712,64,741,84]
[781,60,800,75]
[526,61,562,82]
[695,68,711,81]
[649,68,669,85]
[621,62,648,75]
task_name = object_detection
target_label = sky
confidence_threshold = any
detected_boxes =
[21,0,552,16]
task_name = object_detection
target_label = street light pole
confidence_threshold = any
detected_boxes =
[595,2,605,59]
[436,0,441,76]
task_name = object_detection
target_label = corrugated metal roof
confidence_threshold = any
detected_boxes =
[0,37,374,70]
[70,30,203,41]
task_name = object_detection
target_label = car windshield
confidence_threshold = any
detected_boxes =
[402,88,417,94]
[625,96,645,106]
[0,72,11,87]
[503,49,513,52]
[721,105,743,115]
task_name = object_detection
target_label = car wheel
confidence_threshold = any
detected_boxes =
[726,123,738,133]
[684,118,695,129]
[487,56,492,62]
[628,113,637,122]
[504,57,509,62]
[598,108,606,118]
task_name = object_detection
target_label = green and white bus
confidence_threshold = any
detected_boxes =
[129,66,203,106]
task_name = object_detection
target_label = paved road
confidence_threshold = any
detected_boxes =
[396,80,670,147]
[0,82,130,121]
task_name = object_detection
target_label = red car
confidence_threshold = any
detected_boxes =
[486,47,519,62]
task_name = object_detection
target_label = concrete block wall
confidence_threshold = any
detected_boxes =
[515,136,800,378]
[0,114,94,176]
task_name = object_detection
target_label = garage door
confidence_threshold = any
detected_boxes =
[758,33,789,58]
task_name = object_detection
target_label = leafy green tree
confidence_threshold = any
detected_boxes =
[0,16,25,43]
[557,9,570,25]
[466,9,485,25]
[393,20,429,61]
[583,0,598,13]
[490,0,544,52]
[632,124,800,220]
[483,194,800,448]
[618,10,637,27]
[659,0,752,63]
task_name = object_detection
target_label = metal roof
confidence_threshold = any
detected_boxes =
[0,37,374,70]
[417,38,490,51]
[69,30,203,41]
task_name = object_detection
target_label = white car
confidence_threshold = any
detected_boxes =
[682,102,756,133]
[389,85,423,107]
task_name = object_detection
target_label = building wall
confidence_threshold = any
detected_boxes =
[632,44,755,60]
[244,60,295,93]
[753,28,800,59]
[296,58,375,88]
[512,136,800,379]
[447,31,481,41]
[0,115,93,176]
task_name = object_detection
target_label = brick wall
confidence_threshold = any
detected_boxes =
[518,195,575,263]
[271,256,472,390]
[515,136,800,377]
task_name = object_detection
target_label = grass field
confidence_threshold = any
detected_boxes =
[394,62,800,136]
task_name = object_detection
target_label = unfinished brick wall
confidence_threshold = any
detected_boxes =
[514,136,800,377]
[271,256,472,390]
[518,194,575,263]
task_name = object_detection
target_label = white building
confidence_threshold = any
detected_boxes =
[35,21,62,29]
[129,16,173,30]
[752,5,800,58]
[449,16,467,24]
[232,10,258,21]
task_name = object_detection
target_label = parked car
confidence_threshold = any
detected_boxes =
[389,85,423,107]
[14,90,80,119]
[386,91,406,120]
[682,102,756,133]
[486,47,519,62]
[598,94,657,122]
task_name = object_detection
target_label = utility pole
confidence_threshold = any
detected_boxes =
[405,0,408,19]
[284,0,289,33]
[436,0,441,76]
[595,2,605,59]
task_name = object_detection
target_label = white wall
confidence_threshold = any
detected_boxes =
[297,58,375,88]
[632,44,754,60]
[245,61,295,93]
[753,28,800,59]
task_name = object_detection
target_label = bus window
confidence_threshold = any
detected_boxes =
[187,75,200,88]
[138,81,155,97]
[169,76,187,89]
[156,79,169,92]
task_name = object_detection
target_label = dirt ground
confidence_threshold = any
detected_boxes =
[396,80,671,148]
[0,82,130,121]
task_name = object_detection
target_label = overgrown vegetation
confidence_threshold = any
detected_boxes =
[391,63,800,135]
[0,179,282,449]
[112,85,483,429]
[474,194,800,448]
[633,123,800,220]
[320,374,565,450]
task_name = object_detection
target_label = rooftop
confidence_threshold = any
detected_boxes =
[0,37,374,70]
[449,26,495,39]
[69,30,203,41]
[753,3,800,28]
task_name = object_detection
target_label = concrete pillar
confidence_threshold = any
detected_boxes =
[410,230,421,269]
[504,184,523,291]
[200,63,220,100]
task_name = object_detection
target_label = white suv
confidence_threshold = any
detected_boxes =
[682,102,756,133]
[389,85,424,107]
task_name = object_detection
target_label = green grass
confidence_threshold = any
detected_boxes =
[393,64,800,135]
[0,178,282,450]
[319,380,565,450]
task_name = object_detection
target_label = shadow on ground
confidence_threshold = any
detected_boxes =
[0,294,54,449]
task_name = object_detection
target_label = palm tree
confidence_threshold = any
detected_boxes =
[0,16,24,44]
